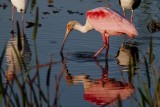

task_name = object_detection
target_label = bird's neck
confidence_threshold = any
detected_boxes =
[74,21,93,33]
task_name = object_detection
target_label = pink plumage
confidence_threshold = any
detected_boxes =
[60,7,138,58]
[86,7,138,38]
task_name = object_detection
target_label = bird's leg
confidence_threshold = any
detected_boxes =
[93,33,109,58]
[11,5,15,38]
[100,58,109,79]
[93,44,106,58]
[12,6,15,23]
[103,58,108,79]
[94,58,108,81]
[130,10,134,22]
[122,9,129,41]
[123,8,126,17]
[94,33,106,58]
[22,12,24,37]
[104,34,109,58]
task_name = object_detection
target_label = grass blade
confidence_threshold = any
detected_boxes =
[144,56,151,88]
[32,7,39,40]
[149,36,153,64]
[46,59,52,87]
[138,87,151,106]
[16,21,22,52]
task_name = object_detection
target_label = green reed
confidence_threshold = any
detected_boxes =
[134,35,160,107]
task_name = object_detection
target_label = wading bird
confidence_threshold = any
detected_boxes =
[119,0,141,22]
[11,0,30,36]
[60,7,138,58]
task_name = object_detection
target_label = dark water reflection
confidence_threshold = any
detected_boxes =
[66,51,107,62]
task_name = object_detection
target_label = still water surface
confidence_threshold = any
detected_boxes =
[0,0,160,106]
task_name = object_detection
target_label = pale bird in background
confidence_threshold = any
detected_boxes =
[11,0,30,36]
[119,0,141,22]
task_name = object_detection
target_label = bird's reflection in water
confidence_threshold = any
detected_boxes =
[61,54,135,106]
[5,35,31,82]
[116,43,139,72]
[116,43,139,82]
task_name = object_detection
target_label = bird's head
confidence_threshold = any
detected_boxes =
[66,21,78,32]
[60,21,78,53]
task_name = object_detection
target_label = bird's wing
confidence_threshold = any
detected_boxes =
[86,7,137,37]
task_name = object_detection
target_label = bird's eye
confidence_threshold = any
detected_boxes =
[67,24,70,28]
[67,25,71,30]
[66,25,69,30]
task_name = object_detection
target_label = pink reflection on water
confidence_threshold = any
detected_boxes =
[61,53,135,106]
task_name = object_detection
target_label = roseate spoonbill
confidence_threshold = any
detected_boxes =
[60,7,138,58]
[11,0,30,36]
[119,0,141,22]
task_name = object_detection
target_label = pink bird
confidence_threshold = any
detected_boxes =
[60,7,138,58]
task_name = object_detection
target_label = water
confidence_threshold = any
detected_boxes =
[0,0,160,106]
